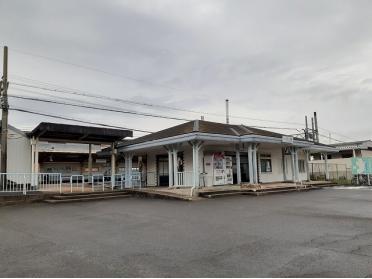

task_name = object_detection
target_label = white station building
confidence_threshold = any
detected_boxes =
[117,120,337,189]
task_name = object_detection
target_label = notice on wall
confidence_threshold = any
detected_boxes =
[352,157,372,174]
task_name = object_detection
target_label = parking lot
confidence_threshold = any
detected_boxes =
[1,188,372,277]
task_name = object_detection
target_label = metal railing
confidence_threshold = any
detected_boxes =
[70,175,85,192]
[0,173,62,194]
[309,162,352,183]
[177,171,194,186]
[0,172,143,195]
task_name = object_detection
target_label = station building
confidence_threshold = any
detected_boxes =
[117,120,337,189]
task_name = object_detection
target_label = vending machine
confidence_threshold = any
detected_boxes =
[203,152,233,186]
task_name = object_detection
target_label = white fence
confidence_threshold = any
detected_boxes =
[177,171,194,187]
[0,172,142,195]
[309,162,352,181]
[0,173,62,194]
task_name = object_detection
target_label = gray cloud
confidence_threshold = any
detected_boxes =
[0,0,371,141]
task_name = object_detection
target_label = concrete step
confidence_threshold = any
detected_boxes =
[44,194,131,204]
[54,191,130,199]
[59,190,129,196]
[200,191,243,198]
[127,189,194,201]
[201,186,321,198]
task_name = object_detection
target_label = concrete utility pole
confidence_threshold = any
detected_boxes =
[1,46,9,173]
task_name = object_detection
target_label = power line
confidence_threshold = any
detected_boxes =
[10,93,302,132]
[9,107,153,134]
[10,48,181,91]
[9,94,191,122]
[8,78,357,142]
[11,80,306,126]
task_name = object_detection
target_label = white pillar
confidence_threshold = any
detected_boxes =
[192,142,200,188]
[195,148,199,188]
[282,148,287,181]
[111,143,116,189]
[294,149,299,182]
[290,148,296,182]
[173,149,178,187]
[124,154,128,188]
[168,149,173,187]
[324,153,329,180]
[34,138,39,186]
[192,143,196,188]
[305,150,311,181]
[128,154,133,187]
[31,137,35,186]
[236,150,241,184]
[87,143,93,185]
[124,154,133,188]
[252,144,258,184]
[248,144,254,184]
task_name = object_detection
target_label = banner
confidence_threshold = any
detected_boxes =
[351,157,372,174]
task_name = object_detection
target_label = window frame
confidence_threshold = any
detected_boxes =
[260,153,272,173]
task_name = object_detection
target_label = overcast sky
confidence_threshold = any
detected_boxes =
[0,0,371,142]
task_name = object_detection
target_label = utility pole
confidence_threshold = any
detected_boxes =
[314,112,319,143]
[1,46,9,174]
[304,116,309,140]
[225,99,229,124]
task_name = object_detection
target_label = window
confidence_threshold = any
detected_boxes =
[260,154,272,173]
[298,159,305,173]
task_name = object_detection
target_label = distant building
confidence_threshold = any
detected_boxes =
[0,121,32,174]
[328,140,372,158]
[310,140,372,181]
[1,122,132,179]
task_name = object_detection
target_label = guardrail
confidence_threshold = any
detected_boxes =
[0,173,143,195]
[0,173,62,194]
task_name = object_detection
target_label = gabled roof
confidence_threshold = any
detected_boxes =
[119,120,305,147]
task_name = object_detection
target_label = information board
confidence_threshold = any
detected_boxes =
[351,157,372,174]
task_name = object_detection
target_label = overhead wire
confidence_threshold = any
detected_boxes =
[10,48,181,91]
[11,80,306,126]
[9,107,153,134]
[7,51,359,141]
[9,94,191,122]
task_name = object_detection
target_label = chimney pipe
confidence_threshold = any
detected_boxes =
[305,116,309,140]
[225,99,230,124]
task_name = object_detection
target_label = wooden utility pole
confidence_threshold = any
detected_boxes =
[1,46,9,173]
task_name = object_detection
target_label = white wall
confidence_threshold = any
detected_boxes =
[2,127,32,173]
[142,144,311,186]
[361,150,372,157]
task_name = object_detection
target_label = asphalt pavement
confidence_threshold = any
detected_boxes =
[1,187,372,277]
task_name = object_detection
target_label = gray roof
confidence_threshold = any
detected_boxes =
[331,140,372,150]
[119,120,309,147]
[29,122,133,144]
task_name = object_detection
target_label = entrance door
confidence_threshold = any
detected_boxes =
[232,153,250,183]
[157,155,169,186]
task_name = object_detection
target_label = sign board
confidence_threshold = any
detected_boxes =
[96,159,107,164]
[351,157,372,174]
[282,136,294,144]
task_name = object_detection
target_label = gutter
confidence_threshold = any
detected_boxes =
[118,132,335,152]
